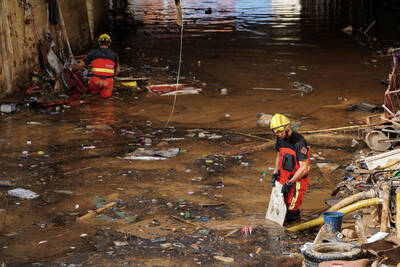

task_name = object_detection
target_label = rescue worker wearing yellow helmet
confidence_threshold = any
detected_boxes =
[270,114,310,222]
[79,34,120,98]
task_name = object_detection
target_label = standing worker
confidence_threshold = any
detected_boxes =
[79,34,120,98]
[270,114,310,222]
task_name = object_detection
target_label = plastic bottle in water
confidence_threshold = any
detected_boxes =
[0,104,15,113]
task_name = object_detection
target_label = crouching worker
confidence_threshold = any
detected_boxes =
[79,34,120,98]
[270,114,310,222]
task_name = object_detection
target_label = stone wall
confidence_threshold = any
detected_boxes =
[0,0,108,97]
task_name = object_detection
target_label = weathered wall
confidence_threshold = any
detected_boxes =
[0,0,108,97]
[87,0,110,41]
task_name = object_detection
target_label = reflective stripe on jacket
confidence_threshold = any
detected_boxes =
[91,58,115,77]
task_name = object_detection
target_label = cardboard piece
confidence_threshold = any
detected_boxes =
[265,182,286,226]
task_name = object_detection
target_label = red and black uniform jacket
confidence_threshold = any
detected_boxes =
[275,131,310,184]
[84,48,119,79]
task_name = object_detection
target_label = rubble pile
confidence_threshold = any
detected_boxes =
[290,147,400,266]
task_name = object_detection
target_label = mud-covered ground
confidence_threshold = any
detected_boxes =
[0,0,398,266]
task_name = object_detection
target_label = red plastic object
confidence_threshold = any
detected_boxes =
[147,84,187,95]
[27,86,40,93]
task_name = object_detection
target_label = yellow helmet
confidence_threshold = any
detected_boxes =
[270,114,290,133]
[98,34,111,45]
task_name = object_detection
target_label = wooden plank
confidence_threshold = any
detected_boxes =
[76,201,117,222]
[200,203,225,207]
[299,124,372,134]
[170,215,206,229]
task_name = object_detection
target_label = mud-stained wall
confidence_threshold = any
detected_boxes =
[0,0,108,97]
[87,0,109,41]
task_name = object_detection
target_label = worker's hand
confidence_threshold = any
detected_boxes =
[281,181,293,195]
[271,172,279,187]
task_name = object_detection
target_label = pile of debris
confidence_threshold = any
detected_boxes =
[362,49,400,152]
[288,148,400,266]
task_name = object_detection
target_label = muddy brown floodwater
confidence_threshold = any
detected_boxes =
[0,0,398,266]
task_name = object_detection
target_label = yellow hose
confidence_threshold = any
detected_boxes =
[396,192,400,239]
[287,198,381,232]
[327,190,376,212]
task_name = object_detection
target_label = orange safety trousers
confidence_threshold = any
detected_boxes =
[89,76,113,98]
[284,177,309,211]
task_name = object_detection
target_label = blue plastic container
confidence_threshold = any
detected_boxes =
[322,211,344,234]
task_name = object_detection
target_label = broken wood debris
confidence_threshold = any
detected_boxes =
[170,215,207,229]
[77,201,118,222]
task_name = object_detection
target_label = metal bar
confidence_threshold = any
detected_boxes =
[55,0,74,60]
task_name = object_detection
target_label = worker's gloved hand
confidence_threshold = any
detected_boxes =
[271,172,279,187]
[281,181,293,195]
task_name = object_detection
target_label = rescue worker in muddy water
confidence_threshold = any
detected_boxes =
[270,114,310,223]
[78,34,120,98]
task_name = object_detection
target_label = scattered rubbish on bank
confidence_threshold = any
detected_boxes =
[196,155,247,175]
[122,148,180,160]
[8,188,39,199]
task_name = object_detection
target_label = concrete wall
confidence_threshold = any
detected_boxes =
[87,0,110,41]
[0,0,108,97]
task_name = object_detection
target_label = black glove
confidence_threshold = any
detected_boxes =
[271,172,279,187]
[281,181,293,195]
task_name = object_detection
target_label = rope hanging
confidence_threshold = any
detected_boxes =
[165,1,184,126]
